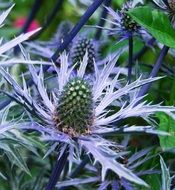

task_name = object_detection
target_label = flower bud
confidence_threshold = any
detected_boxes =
[71,37,96,73]
[56,77,93,135]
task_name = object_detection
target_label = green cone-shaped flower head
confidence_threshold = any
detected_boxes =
[56,77,93,136]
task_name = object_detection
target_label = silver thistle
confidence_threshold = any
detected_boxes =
[1,51,175,187]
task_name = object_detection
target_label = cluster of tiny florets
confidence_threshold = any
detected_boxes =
[71,37,96,73]
[120,9,140,32]
[55,77,93,136]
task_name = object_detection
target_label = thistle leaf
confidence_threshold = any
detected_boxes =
[160,156,171,190]
[81,139,148,187]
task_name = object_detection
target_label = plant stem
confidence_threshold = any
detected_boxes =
[45,145,69,190]
[21,0,42,33]
[14,0,42,54]
[59,155,89,190]
[128,35,133,83]
[30,0,64,40]
[70,155,89,178]
[137,45,169,98]
[95,0,112,40]
[51,0,105,63]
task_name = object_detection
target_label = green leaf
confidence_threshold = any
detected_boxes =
[157,112,175,150]
[0,143,30,175]
[128,6,175,48]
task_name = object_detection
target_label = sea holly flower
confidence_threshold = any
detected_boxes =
[70,35,99,73]
[102,1,144,40]
[1,52,175,187]
[153,0,175,27]
[99,1,145,83]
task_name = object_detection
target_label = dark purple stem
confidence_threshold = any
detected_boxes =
[30,0,64,40]
[95,0,112,40]
[128,35,133,83]
[59,155,89,190]
[21,0,42,33]
[14,0,42,54]
[45,146,69,190]
[51,0,105,62]
[137,45,169,98]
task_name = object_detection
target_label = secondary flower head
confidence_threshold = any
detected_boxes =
[153,0,175,27]
[70,36,98,73]
[104,1,143,39]
[1,52,175,187]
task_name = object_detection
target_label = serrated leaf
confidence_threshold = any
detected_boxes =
[81,140,148,187]
[128,6,175,48]
[0,143,30,175]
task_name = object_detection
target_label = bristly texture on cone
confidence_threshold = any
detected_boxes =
[120,7,140,33]
[2,52,175,187]
[71,37,96,73]
[55,77,93,136]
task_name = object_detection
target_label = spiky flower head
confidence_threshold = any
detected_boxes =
[2,51,175,187]
[55,77,93,135]
[71,37,97,73]
[120,3,140,33]
[103,1,144,39]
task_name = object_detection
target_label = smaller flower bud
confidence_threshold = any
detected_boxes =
[71,37,96,73]
[120,10,140,32]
